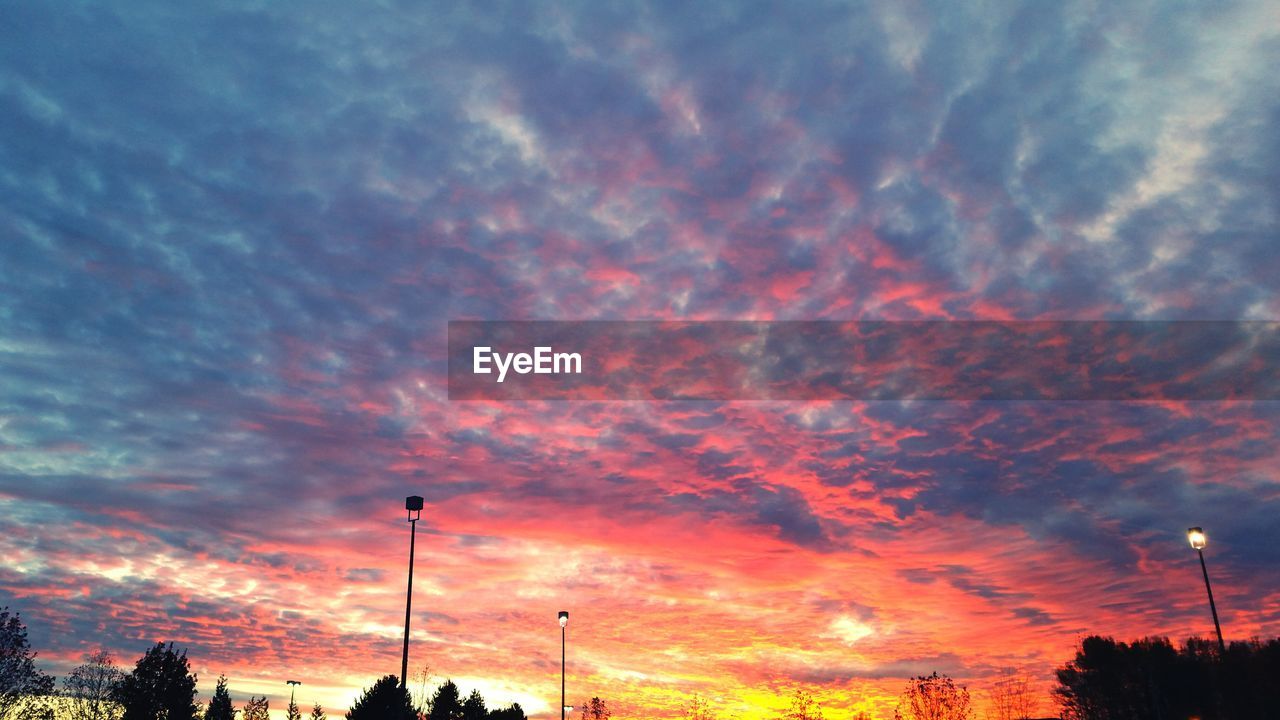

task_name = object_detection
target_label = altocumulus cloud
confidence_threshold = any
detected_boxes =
[1,1,1278,717]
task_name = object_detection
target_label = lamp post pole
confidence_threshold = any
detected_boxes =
[401,496,424,689]
[287,680,301,707]
[559,611,569,720]
[1188,527,1226,654]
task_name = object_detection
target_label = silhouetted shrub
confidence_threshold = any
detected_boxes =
[348,675,414,720]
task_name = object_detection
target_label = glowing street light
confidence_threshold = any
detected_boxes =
[286,680,301,706]
[1186,527,1226,653]
[559,611,569,720]
[401,495,424,689]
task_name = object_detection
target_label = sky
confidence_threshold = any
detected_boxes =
[1,1,1279,718]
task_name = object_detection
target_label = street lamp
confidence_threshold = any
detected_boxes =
[286,680,301,706]
[559,611,569,720]
[1187,527,1226,653]
[401,495,424,689]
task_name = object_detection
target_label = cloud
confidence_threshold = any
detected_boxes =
[0,0,1277,717]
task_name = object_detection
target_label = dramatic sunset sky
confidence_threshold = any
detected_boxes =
[2,1,1279,718]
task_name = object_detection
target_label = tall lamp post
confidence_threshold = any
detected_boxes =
[286,680,301,707]
[401,495,424,689]
[559,611,569,720]
[1187,527,1226,653]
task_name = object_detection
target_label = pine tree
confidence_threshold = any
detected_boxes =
[462,690,486,720]
[309,702,326,720]
[204,675,235,720]
[487,703,526,720]
[347,676,414,720]
[286,698,302,720]
[113,642,199,720]
[427,681,463,720]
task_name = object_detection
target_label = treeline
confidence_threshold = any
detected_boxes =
[736,633,1280,720]
[1055,635,1280,719]
[0,628,333,720]
[8,603,1280,720]
[347,675,526,720]
[0,606,523,720]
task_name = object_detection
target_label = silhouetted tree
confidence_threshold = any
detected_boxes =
[347,675,414,720]
[486,703,525,720]
[577,697,610,720]
[113,642,198,720]
[240,696,268,720]
[1054,635,1280,720]
[427,681,463,720]
[894,672,971,720]
[286,697,302,720]
[308,702,326,720]
[203,675,234,720]
[986,676,1037,720]
[462,690,486,720]
[1056,636,1203,720]
[62,651,124,720]
[1217,637,1280,719]
[780,690,822,720]
[0,607,55,720]
[423,685,518,720]
[683,695,715,720]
